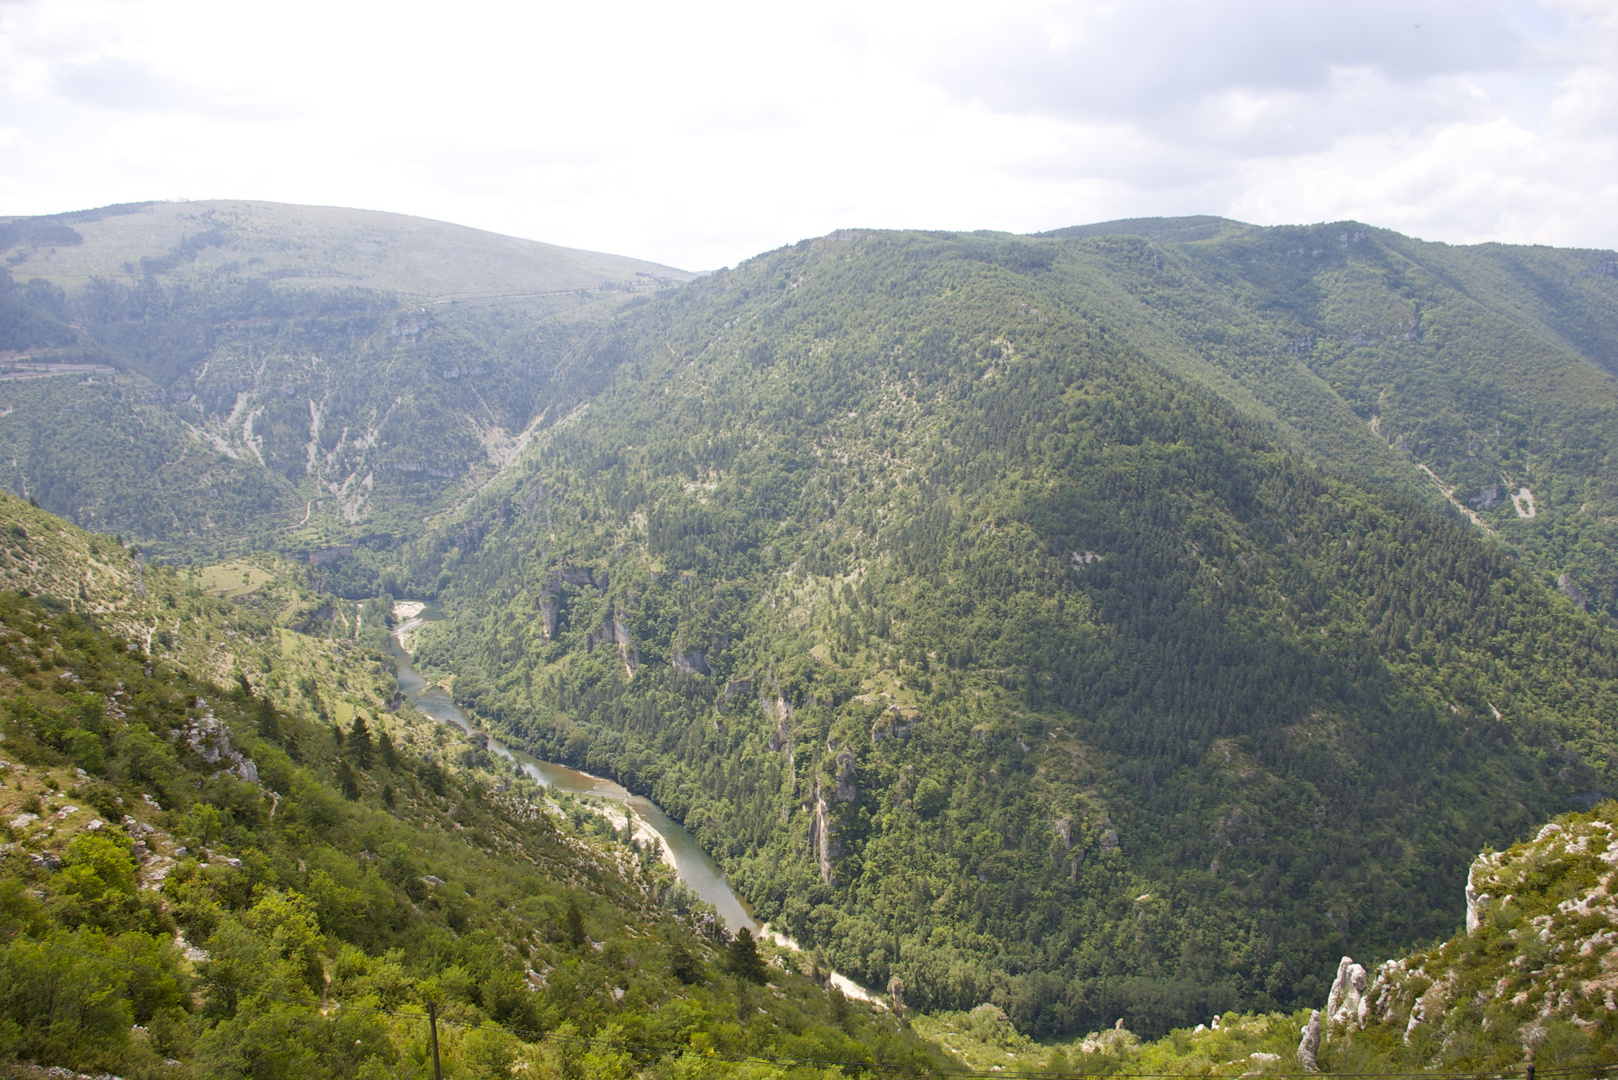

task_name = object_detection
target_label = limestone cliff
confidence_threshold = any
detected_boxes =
[1319,807,1618,1071]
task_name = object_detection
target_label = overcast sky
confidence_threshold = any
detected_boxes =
[1,0,1615,270]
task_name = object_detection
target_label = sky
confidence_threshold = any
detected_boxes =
[1,0,1615,271]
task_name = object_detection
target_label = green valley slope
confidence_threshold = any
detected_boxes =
[9,202,1618,1045]
[407,228,1618,1038]
[0,494,942,1080]
[909,800,1618,1076]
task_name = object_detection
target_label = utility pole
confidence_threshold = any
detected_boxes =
[427,999,443,1080]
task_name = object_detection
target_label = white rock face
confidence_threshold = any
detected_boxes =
[1466,851,1505,934]
[1466,870,1489,934]
[1325,956,1369,1030]
[1297,1009,1321,1072]
[171,705,258,784]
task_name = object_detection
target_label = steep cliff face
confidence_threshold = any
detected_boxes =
[1321,808,1618,1072]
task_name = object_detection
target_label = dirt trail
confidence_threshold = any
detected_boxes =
[1416,463,1497,536]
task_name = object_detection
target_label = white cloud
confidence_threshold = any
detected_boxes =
[0,0,1614,268]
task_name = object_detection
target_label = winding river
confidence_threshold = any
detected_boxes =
[387,601,880,1003]
[387,601,757,931]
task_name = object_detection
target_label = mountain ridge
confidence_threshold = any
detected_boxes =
[1,199,691,299]
[400,224,1618,1034]
[0,202,697,557]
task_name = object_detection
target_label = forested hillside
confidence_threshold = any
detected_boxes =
[1038,218,1618,613]
[5,202,1618,606]
[0,495,941,1079]
[406,228,1618,1037]
[0,202,690,557]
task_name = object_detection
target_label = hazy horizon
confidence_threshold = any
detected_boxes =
[3,0,1615,270]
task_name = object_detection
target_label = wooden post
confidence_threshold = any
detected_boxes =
[427,999,443,1080]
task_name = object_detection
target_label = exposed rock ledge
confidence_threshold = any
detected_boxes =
[1315,809,1618,1060]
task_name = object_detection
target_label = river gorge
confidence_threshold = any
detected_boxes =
[388,601,880,1002]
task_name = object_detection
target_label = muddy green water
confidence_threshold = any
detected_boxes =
[387,602,757,933]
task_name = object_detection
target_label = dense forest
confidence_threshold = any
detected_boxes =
[1037,219,1618,615]
[405,229,1618,1036]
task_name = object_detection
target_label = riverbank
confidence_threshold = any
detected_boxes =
[387,599,883,1004]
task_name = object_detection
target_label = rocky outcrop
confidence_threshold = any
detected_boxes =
[719,677,752,711]
[1311,809,1618,1062]
[833,749,857,802]
[539,595,560,640]
[870,709,914,744]
[585,610,639,674]
[808,776,835,884]
[1297,1010,1320,1072]
[1560,573,1589,611]
[764,693,792,751]
[307,544,354,566]
[673,648,710,675]
[170,701,257,783]
[586,614,630,649]
[1466,851,1503,933]
[1325,956,1368,1030]
[537,564,607,639]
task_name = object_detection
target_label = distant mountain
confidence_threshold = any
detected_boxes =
[2,199,686,300]
[404,226,1618,1036]
[0,201,691,560]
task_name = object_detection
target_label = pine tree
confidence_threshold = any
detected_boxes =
[725,928,767,985]
[336,759,360,800]
[349,715,372,768]
[255,696,279,741]
[566,902,588,948]
[669,940,702,984]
